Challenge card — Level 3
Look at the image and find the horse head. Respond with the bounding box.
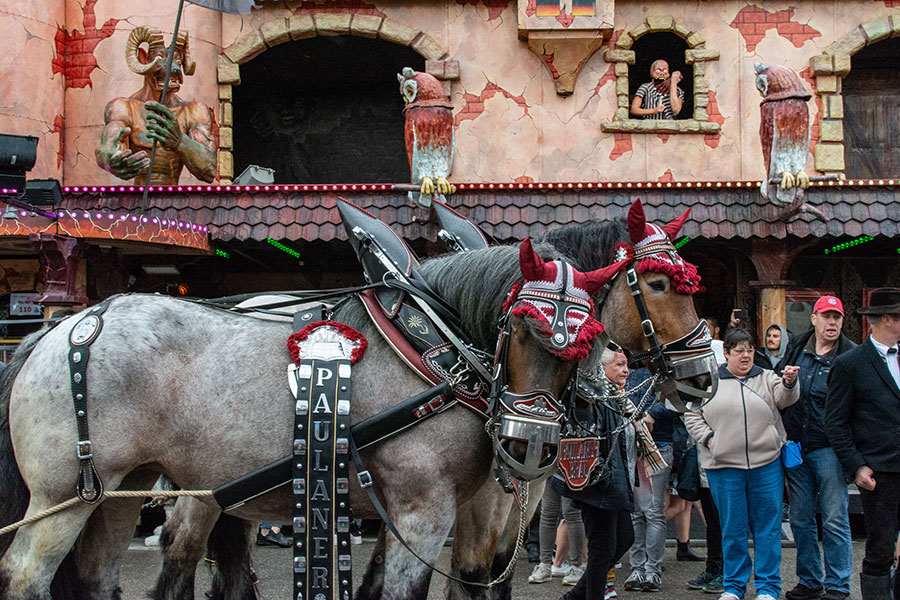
[490,238,607,482]
[593,199,718,411]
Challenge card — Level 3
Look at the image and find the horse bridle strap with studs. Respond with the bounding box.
[67,297,115,503]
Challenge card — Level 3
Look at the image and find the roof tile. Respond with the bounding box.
[55,186,899,244]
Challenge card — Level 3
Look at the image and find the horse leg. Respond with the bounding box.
[446,478,545,600]
[205,514,257,600]
[355,524,387,600]
[151,496,221,600]
[380,489,457,600]
[74,470,162,600]
[0,500,98,600]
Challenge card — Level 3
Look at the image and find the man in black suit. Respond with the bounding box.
[825,288,900,600]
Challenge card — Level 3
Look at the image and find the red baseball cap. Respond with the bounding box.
[813,295,844,315]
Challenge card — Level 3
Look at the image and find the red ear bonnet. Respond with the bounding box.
[662,209,690,241]
[627,199,648,244]
[509,238,604,361]
[518,237,554,283]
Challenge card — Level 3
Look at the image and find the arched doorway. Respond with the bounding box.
[842,37,900,179]
[232,36,425,183]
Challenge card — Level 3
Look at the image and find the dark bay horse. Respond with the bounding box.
[149,202,717,600]
[0,241,615,600]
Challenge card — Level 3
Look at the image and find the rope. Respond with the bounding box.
[0,489,213,537]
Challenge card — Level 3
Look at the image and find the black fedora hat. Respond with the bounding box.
[858,288,900,315]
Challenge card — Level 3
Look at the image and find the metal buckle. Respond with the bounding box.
[625,268,638,286]
[641,318,655,337]
[77,440,93,460]
[357,470,373,488]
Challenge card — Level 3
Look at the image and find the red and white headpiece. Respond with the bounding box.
[588,199,701,294]
[505,238,606,361]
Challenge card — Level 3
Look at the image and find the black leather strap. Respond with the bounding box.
[68,298,114,503]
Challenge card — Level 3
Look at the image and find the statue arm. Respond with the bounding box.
[144,101,217,183]
[177,103,217,183]
[96,99,151,181]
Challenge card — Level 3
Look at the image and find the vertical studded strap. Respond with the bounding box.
[291,357,353,600]
[67,298,114,503]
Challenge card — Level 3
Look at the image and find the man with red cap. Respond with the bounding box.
[775,295,856,600]
[825,288,900,600]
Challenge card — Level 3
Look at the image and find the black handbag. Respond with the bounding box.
[674,444,701,501]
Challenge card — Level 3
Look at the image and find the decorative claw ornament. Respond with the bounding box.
[398,67,455,207]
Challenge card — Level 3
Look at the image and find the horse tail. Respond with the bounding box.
[0,329,49,557]
[206,514,259,600]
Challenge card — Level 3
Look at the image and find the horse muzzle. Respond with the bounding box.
[654,352,719,412]
[490,390,563,481]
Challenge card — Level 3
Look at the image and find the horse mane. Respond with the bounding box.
[418,246,523,351]
[536,217,627,272]
[335,219,627,358]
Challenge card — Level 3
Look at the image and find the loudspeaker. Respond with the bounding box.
[0,134,38,172]
[25,179,63,205]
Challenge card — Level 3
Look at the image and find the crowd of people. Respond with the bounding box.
[525,288,900,600]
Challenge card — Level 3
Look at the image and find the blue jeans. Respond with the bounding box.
[707,458,784,599]
[786,447,853,593]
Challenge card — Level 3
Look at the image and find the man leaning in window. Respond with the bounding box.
[631,60,684,120]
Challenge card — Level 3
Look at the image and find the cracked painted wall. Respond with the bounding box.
[1,0,896,185]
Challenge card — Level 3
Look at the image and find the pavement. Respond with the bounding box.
[119,536,871,599]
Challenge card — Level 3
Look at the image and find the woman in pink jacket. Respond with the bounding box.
[685,328,799,600]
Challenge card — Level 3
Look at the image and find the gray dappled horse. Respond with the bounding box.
[153,204,717,600]
[0,242,609,600]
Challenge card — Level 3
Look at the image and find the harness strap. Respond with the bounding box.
[67,298,115,503]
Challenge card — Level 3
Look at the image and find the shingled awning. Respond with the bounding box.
[56,181,900,244]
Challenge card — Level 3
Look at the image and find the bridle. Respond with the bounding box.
[606,262,718,412]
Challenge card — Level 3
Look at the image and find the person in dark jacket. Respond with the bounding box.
[755,324,789,370]
[775,296,856,600]
[825,288,900,600]
[554,348,635,600]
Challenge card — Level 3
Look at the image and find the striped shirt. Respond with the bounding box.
[635,81,684,120]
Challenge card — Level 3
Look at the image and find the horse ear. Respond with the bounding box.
[581,263,624,296]
[518,238,548,281]
[627,198,647,243]
[662,208,691,241]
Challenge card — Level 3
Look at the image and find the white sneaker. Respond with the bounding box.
[718,593,742,600]
[756,595,778,600]
[551,561,571,577]
[528,563,552,584]
[624,570,644,591]
[562,564,585,586]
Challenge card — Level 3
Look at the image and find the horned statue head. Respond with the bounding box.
[126,26,196,82]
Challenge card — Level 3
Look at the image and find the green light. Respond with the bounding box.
[825,235,873,255]
[267,237,301,258]
[215,249,230,259]
[674,236,690,249]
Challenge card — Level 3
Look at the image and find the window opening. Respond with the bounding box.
[629,32,694,120]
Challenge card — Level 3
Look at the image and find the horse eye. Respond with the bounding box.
[648,280,667,292]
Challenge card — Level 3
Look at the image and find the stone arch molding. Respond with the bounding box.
[809,12,900,177]
[601,15,720,135]
[214,13,456,182]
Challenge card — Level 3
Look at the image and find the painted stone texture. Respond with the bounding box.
[0,1,66,181]
[3,0,897,186]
